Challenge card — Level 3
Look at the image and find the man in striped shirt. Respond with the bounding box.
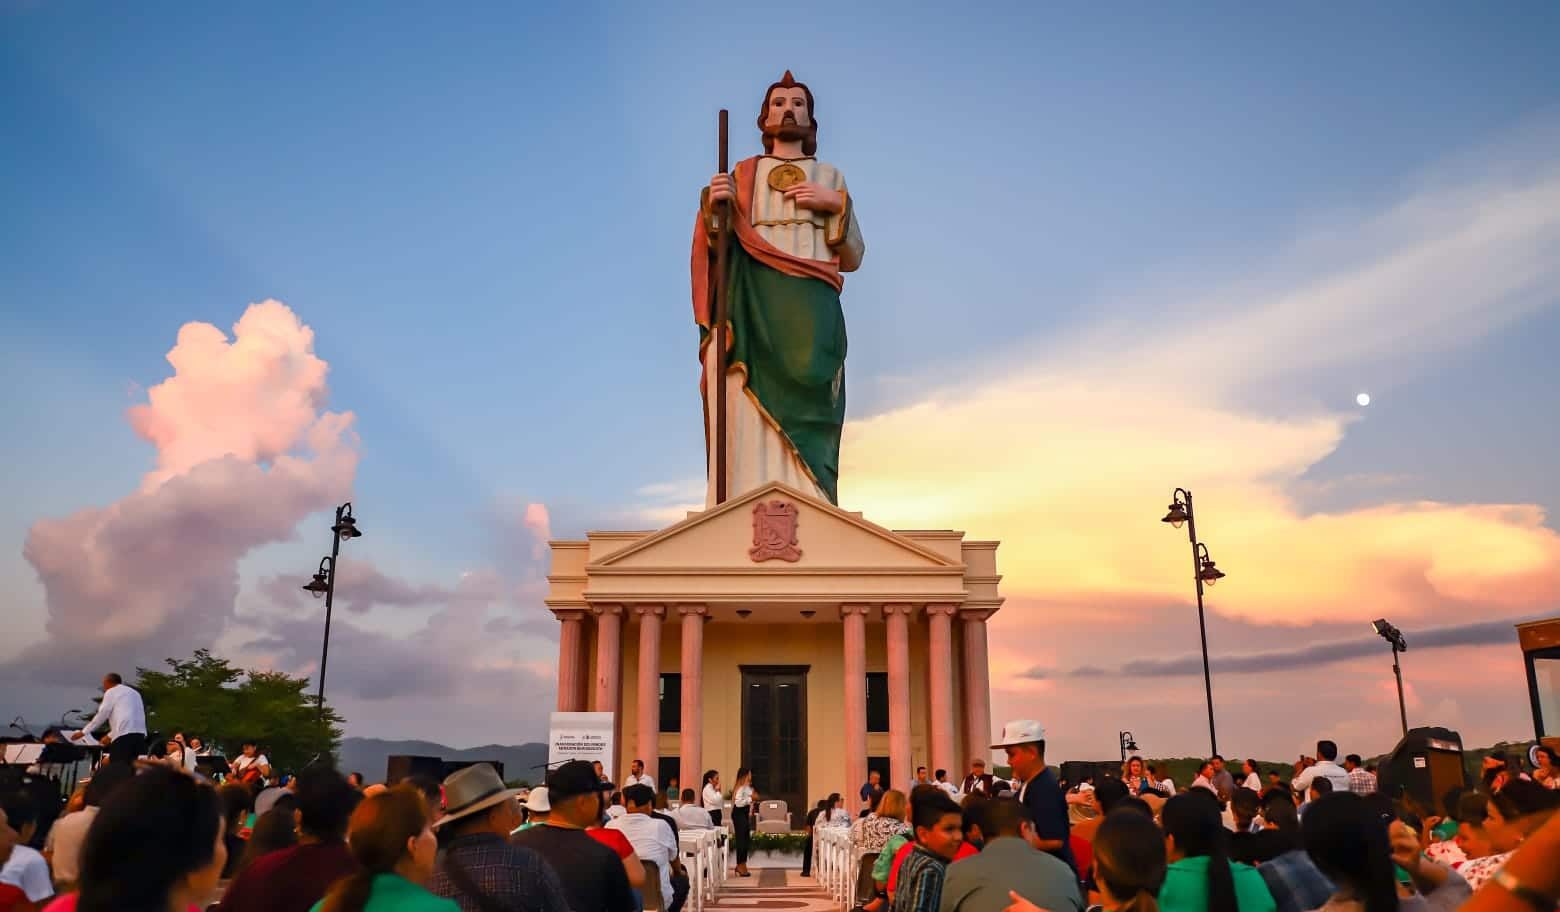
[890,790,964,912]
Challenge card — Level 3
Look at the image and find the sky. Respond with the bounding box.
[3,2,1559,763]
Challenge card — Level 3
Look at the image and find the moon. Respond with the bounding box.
[1356,392,1371,407]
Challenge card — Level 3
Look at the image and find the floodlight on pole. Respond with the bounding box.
[1372,618,1409,736]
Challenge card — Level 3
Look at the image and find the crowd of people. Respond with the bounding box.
[4,675,1559,912]
[801,723,1559,912]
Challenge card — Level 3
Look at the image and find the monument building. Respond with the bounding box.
[545,72,1002,815]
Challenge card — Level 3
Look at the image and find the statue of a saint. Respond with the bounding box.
[691,71,865,506]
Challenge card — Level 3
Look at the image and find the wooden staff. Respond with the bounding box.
[713,109,731,504]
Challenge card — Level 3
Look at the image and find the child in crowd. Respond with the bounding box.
[890,790,964,912]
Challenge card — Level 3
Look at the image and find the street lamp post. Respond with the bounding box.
[1161,488,1226,757]
[302,502,362,723]
[1119,731,1139,765]
[1372,619,1409,737]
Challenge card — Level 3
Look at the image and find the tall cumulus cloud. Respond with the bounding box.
[8,301,358,684]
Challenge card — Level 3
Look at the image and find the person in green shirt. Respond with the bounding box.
[1159,792,1276,912]
[311,786,458,912]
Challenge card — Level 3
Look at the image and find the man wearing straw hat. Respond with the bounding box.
[429,763,571,912]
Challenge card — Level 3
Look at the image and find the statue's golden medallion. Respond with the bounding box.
[767,162,807,193]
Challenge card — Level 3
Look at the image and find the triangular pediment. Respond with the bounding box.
[591,483,960,572]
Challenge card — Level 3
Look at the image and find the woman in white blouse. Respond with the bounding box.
[1241,758,1262,792]
[701,770,724,827]
[732,767,757,877]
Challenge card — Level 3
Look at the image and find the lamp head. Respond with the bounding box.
[1161,502,1188,529]
[303,570,329,598]
[333,514,362,541]
[1372,619,1407,651]
[1198,559,1225,586]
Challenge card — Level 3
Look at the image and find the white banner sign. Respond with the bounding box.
[549,711,616,781]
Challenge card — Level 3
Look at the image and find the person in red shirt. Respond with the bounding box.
[588,824,648,890]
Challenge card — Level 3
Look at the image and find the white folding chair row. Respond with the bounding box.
[679,827,724,912]
[815,824,855,903]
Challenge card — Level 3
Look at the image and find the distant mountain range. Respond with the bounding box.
[339,737,548,785]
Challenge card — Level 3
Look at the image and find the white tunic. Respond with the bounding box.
[703,156,865,507]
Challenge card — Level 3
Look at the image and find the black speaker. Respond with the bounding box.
[441,759,505,782]
[1060,760,1123,789]
[1377,726,1467,812]
[386,755,444,785]
[195,755,231,778]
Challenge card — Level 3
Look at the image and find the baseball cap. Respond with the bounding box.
[991,720,1046,749]
[524,786,551,812]
[546,760,612,802]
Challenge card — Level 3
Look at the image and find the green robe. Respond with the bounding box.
[705,239,847,503]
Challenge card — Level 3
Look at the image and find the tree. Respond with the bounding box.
[129,649,344,772]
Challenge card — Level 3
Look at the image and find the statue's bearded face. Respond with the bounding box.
[764,86,812,141]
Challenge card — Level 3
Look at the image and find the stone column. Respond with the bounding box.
[592,604,625,778]
[884,603,913,790]
[842,604,870,805]
[635,605,664,781]
[555,610,586,712]
[592,604,624,712]
[961,612,992,767]
[678,604,708,794]
[926,604,957,779]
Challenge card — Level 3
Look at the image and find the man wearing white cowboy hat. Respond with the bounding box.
[514,786,551,832]
[992,720,1076,876]
[427,763,571,912]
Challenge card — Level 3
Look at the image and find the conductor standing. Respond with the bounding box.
[69,673,147,765]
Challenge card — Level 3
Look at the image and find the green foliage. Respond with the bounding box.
[130,649,344,772]
[748,831,809,854]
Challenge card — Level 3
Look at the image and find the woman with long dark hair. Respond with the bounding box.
[701,770,723,827]
[1300,793,1398,912]
[731,767,756,877]
[1158,792,1275,912]
[1094,808,1168,912]
[828,792,848,825]
[314,786,455,912]
[232,802,299,877]
[71,765,227,912]
[1456,779,1560,890]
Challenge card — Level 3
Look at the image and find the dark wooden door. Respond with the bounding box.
[741,665,808,822]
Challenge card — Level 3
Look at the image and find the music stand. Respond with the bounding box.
[196,755,231,779]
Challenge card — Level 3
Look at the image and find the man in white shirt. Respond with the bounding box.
[624,758,656,791]
[672,789,715,829]
[1291,739,1353,796]
[934,768,959,797]
[0,792,54,908]
[69,673,147,765]
[608,785,684,911]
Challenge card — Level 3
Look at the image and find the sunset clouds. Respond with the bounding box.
[5,298,562,743]
[12,302,357,684]
[831,126,1560,756]
[842,131,1560,625]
